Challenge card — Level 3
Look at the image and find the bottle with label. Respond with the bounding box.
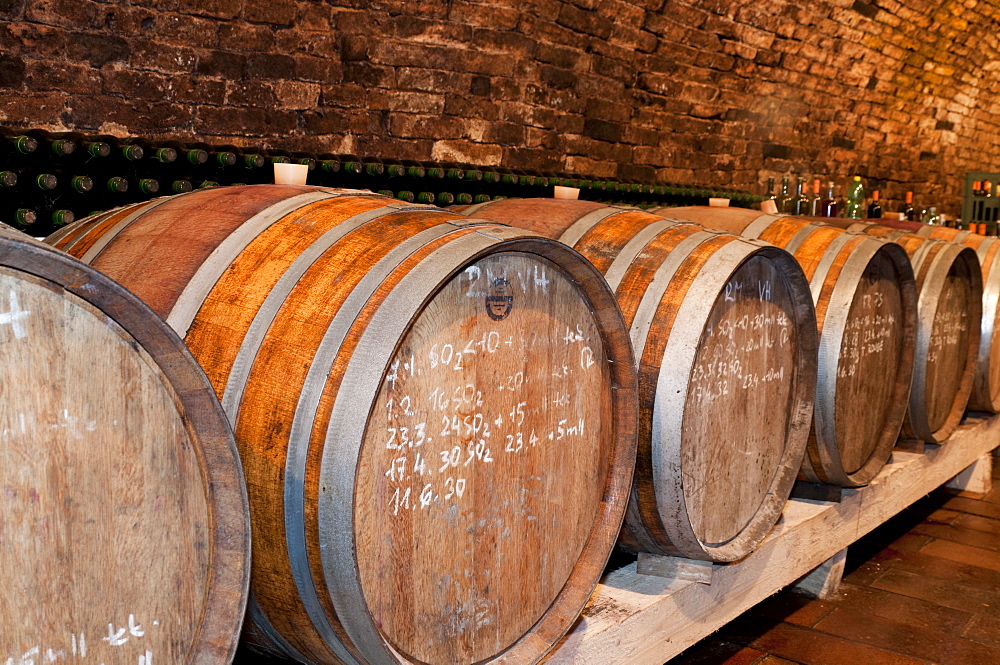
[844,176,865,219]
[867,190,883,219]
[903,191,915,221]
[821,181,838,217]
[791,177,809,215]
[808,178,823,216]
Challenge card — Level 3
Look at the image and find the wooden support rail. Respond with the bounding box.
[546,413,1000,665]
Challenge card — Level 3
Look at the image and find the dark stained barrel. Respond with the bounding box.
[455,198,818,561]
[650,207,918,481]
[0,223,250,664]
[47,185,638,665]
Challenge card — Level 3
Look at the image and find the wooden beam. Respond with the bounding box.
[793,548,847,599]
[946,453,994,494]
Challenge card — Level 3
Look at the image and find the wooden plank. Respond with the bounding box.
[793,548,847,599]
[946,454,994,493]
[545,414,1000,665]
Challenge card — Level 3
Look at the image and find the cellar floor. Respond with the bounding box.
[667,454,1000,665]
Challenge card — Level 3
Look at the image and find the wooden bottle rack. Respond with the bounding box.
[546,413,1000,664]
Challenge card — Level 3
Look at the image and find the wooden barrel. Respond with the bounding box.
[828,220,983,442]
[847,219,1000,414]
[648,207,918,481]
[47,185,638,665]
[454,198,817,561]
[0,224,249,664]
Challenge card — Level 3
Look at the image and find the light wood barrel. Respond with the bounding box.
[455,198,817,561]
[650,207,918,481]
[0,224,249,664]
[48,185,638,665]
[833,221,983,442]
[850,219,1000,414]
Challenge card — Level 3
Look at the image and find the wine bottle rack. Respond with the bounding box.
[0,127,759,237]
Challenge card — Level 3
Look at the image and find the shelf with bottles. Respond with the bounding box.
[0,127,762,236]
[763,173,955,229]
[961,172,1000,232]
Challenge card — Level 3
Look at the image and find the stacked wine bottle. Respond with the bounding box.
[0,127,759,236]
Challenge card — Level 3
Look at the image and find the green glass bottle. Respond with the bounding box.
[0,127,38,155]
[845,176,865,219]
[2,207,37,227]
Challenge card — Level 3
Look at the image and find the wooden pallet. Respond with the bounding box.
[545,413,1000,664]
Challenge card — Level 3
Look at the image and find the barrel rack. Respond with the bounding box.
[546,413,1000,664]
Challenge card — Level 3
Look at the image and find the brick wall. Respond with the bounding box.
[2,0,999,215]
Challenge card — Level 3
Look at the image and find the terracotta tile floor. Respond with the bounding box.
[668,455,1000,665]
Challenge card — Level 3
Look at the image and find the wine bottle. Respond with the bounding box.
[452,162,482,182]
[455,193,474,205]
[419,162,446,179]
[46,208,76,228]
[0,127,38,155]
[765,176,776,204]
[415,192,436,204]
[844,176,865,219]
[435,192,455,205]
[867,189,882,219]
[395,190,416,202]
[808,178,823,216]
[25,129,77,159]
[776,176,791,213]
[821,181,838,217]
[215,144,268,183]
[0,170,17,189]
[289,152,317,171]
[792,177,809,215]
[50,132,111,164]
[169,179,194,194]
[381,159,407,178]
[1,207,37,228]
[127,138,178,165]
[903,191,916,221]
[88,134,146,163]
[399,160,428,178]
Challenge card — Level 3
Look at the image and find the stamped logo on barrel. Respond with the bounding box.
[485,278,513,321]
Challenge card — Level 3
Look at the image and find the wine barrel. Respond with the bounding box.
[0,224,249,663]
[849,219,1000,414]
[454,198,817,561]
[828,221,983,442]
[48,185,638,665]
[647,207,918,481]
